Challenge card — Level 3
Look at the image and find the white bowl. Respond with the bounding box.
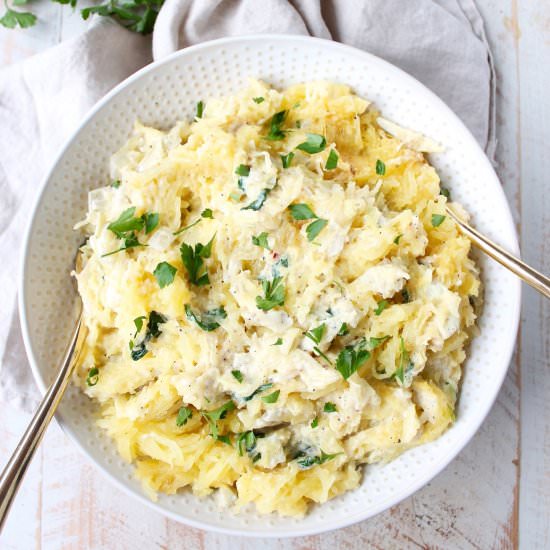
[19,35,521,537]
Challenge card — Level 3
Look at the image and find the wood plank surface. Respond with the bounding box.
[0,1,548,548]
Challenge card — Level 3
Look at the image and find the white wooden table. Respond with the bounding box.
[0,2,548,548]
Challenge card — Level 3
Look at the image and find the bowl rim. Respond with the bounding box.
[18,33,521,538]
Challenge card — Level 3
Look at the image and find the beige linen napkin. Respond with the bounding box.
[0,0,495,411]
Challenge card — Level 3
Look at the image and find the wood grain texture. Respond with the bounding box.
[0,0,548,548]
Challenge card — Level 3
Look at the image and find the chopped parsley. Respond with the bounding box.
[153,261,177,288]
[376,159,386,175]
[133,316,146,338]
[305,323,326,345]
[281,152,295,168]
[241,188,270,211]
[195,100,204,119]
[130,311,166,361]
[176,406,192,426]
[393,233,403,245]
[256,276,285,311]
[325,149,339,170]
[261,390,280,404]
[374,300,388,316]
[201,401,235,440]
[296,133,326,154]
[273,338,283,346]
[86,367,99,387]
[252,232,270,250]
[311,417,319,428]
[180,234,215,286]
[440,187,451,199]
[231,370,243,383]
[338,323,349,336]
[367,336,390,350]
[265,110,287,140]
[185,304,227,331]
[431,214,446,227]
[306,218,327,241]
[394,337,414,387]
[323,402,337,413]
[103,207,157,256]
[253,96,265,104]
[335,339,371,379]
[111,180,121,188]
[244,383,273,402]
[235,164,250,177]
[143,212,159,234]
[236,430,263,462]
[173,209,213,235]
[296,450,341,469]
[288,203,317,220]
[201,208,213,219]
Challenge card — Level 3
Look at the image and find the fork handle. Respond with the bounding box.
[0,318,84,533]
[446,206,550,299]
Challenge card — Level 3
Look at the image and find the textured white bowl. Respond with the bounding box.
[19,35,520,537]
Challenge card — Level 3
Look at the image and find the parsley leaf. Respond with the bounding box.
[394,337,414,386]
[374,300,388,316]
[101,232,145,257]
[185,304,227,331]
[296,133,326,154]
[201,401,235,440]
[143,212,159,234]
[261,390,280,404]
[176,406,192,426]
[440,187,451,199]
[281,152,295,168]
[431,214,446,227]
[265,110,288,140]
[273,338,283,346]
[111,180,121,188]
[133,316,146,338]
[231,370,243,383]
[253,96,265,104]
[244,383,273,402]
[325,149,339,170]
[236,430,264,461]
[296,450,341,469]
[201,208,213,219]
[367,336,390,350]
[305,323,326,345]
[256,276,285,310]
[376,159,386,175]
[252,232,271,250]
[196,100,204,119]
[86,367,99,387]
[241,188,270,211]
[235,164,251,177]
[306,218,327,241]
[338,323,349,336]
[180,235,215,286]
[323,402,337,413]
[0,7,36,29]
[311,417,319,428]
[130,311,166,361]
[393,233,403,245]
[107,207,145,237]
[153,261,177,288]
[288,203,317,220]
[80,0,160,34]
[335,339,371,379]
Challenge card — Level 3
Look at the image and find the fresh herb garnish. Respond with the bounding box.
[201,208,213,219]
[306,218,327,241]
[323,402,337,413]
[253,96,265,104]
[311,417,319,428]
[265,110,287,140]
[153,261,177,288]
[252,232,270,250]
[111,180,121,188]
[256,276,285,311]
[280,152,295,168]
[431,214,446,227]
[338,323,349,336]
[196,100,204,119]
[80,0,161,34]
[236,430,264,461]
[173,209,213,236]
[130,311,166,361]
[107,207,145,237]
[367,336,390,350]
[273,338,283,346]
[296,133,326,154]
[176,406,192,427]
[201,401,235,440]
[86,367,99,387]
[394,337,414,386]
[244,383,273,402]
[376,159,386,175]
[261,390,280,404]
[440,187,451,199]
[231,370,243,383]
[296,450,341,469]
[0,5,36,29]
[325,149,339,170]
[185,304,227,331]
[374,300,388,316]
[180,234,215,286]
[393,233,403,245]
[133,316,146,338]
[288,203,317,220]
[143,212,159,234]
[335,339,370,379]
[235,164,251,177]
[305,323,326,345]
[241,188,270,211]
